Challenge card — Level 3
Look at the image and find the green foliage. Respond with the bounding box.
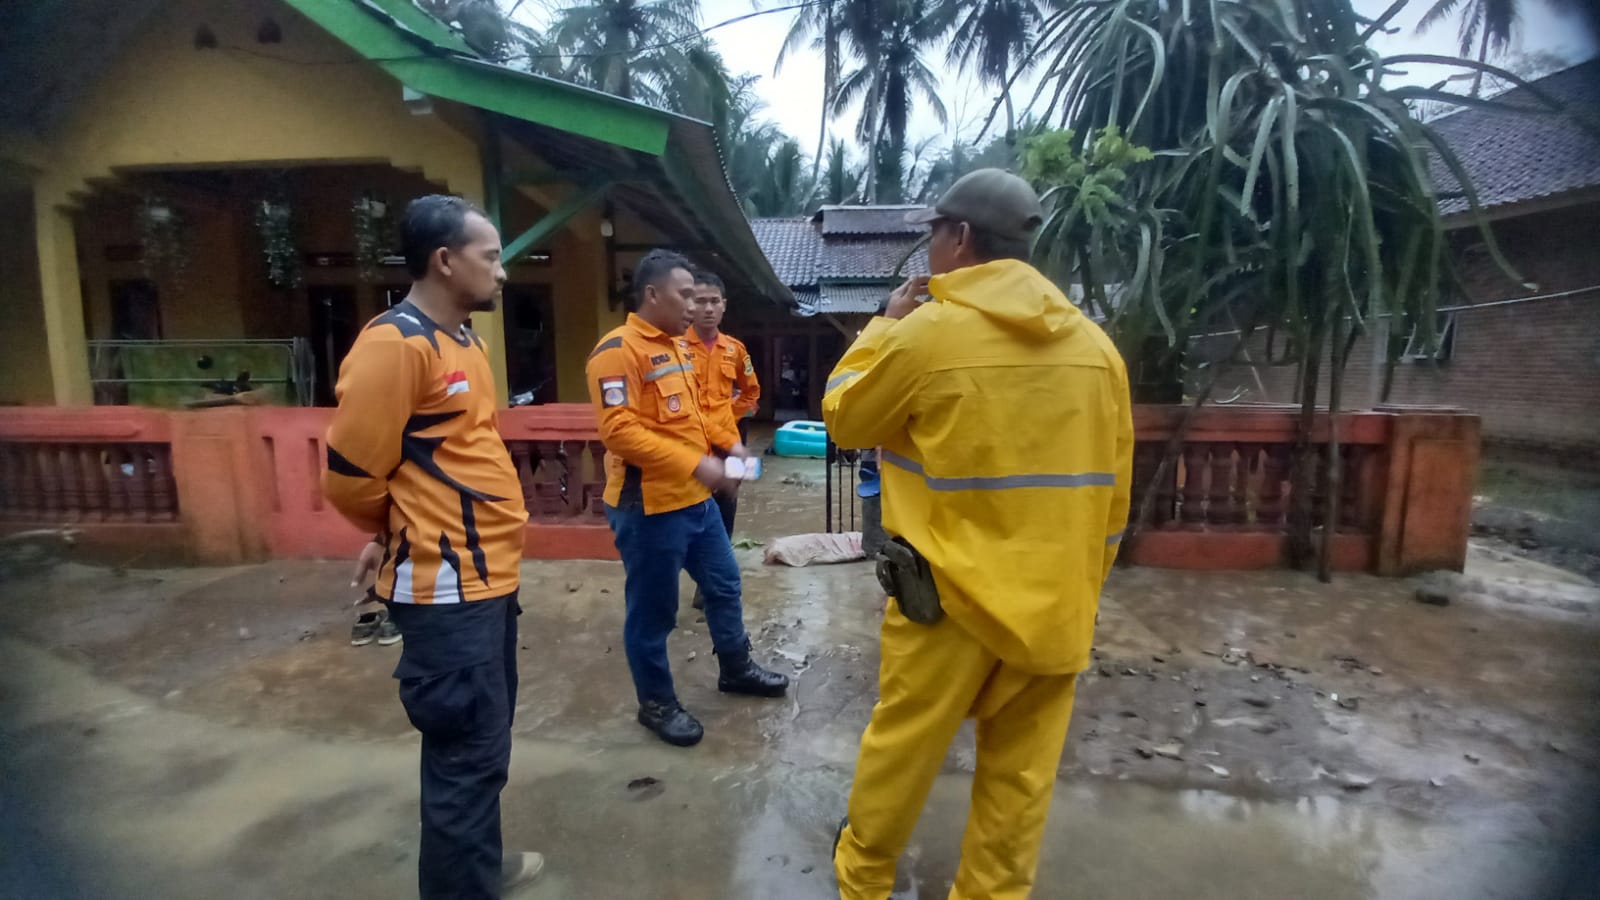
[1020,0,1539,376]
[1019,127,1157,331]
[352,194,395,283]
[136,195,191,292]
[255,193,301,290]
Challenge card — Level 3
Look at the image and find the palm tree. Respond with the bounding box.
[546,0,701,103]
[1416,0,1592,96]
[943,0,1046,135]
[771,0,845,191]
[833,0,951,201]
[822,138,861,205]
[1024,0,1549,576]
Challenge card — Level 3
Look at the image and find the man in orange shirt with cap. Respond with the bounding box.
[586,249,789,747]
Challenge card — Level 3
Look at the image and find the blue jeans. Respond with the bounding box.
[605,498,750,705]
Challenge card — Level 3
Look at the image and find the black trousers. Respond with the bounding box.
[387,593,520,900]
[713,487,738,537]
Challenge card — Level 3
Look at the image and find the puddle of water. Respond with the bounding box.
[722,770,1570,900]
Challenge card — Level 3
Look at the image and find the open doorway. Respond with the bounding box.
[111,279,162,340]
[774,335,811,422]
[503,284,557,404]
[308,286,357,405]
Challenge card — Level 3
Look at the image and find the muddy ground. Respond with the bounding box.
[2,455,1598,899]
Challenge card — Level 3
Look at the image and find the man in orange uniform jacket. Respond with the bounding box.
[586,249,789,747]
[685,269,761,610]
[322,196,543,898]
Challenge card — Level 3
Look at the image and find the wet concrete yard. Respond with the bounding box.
[2,457,1597,899]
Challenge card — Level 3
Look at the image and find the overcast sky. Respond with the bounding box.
[521,0,1598,159]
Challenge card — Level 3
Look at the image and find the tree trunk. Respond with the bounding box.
[1128,320,1259,545]
[808,13,838,199]
[1317,312,1349,582]
[1287,318,1325,570]
[1470,26,1490,97]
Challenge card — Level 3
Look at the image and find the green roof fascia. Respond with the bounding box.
[390,58,670,155]
[282,0,671,155]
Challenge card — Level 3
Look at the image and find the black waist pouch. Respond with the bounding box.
[874,536,944,625]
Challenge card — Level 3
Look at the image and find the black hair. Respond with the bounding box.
[633,248,693,301]
[401,194,489,279]
[692,269,726,293]
[936,218,1032,264]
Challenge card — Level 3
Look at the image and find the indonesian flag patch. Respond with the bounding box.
[600,377,627,408]
[445,370,469,396]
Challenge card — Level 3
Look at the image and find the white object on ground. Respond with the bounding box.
[763,532,865,567]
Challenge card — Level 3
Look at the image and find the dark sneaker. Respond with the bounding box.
[638,700,704,747]
[376,615,402,646]
[502,850,545,893]
[717,651,790,697]
[691,587,705,610]
[350,611,382,646]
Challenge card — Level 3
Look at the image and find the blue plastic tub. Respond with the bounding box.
[773,420,829,458]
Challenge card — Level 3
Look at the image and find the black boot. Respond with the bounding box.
[637,700,704,746]
[717,644,790,697]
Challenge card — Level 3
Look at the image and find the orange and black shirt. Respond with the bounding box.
[586,314,740,515]
[323,301,527,604]
[686,326,761,437]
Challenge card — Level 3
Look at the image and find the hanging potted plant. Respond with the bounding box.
[254,190,301,289]
[137,194,192,290]
[352,193,393,282]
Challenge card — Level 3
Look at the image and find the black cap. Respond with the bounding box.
[905,168,1044,241]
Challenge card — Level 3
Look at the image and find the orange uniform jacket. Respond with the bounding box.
[586,314,740,515]
[686,326,761,437]
[322,301,528,604]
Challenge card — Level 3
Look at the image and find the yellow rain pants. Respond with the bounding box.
[834,605,1079,900]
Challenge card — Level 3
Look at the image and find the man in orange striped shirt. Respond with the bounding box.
[325,195,542,898]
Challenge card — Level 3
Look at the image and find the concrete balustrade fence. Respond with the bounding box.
[0,403,1478,574]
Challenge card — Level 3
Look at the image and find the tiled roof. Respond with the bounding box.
[1430,59,1600,217]
[820,238,929,280]
[753,207,931,315]
[820,283,893,314]
[817,205,929,236]
[749,218,821,288]
[792,286,821,316]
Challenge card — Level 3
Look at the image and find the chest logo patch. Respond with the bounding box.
[445,370,470,396]
[666,394,682,413]
[650,353,671,365]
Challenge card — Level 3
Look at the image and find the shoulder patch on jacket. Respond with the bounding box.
[598,376,627,408]
[589,336,624,359]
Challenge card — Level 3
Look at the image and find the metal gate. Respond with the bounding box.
[824,440,859,533]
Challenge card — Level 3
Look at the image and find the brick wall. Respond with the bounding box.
[1201,202,1600,455]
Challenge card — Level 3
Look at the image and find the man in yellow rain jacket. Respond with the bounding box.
[824,169,1134,899]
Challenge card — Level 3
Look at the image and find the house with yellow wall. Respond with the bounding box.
[0,0,792,410]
